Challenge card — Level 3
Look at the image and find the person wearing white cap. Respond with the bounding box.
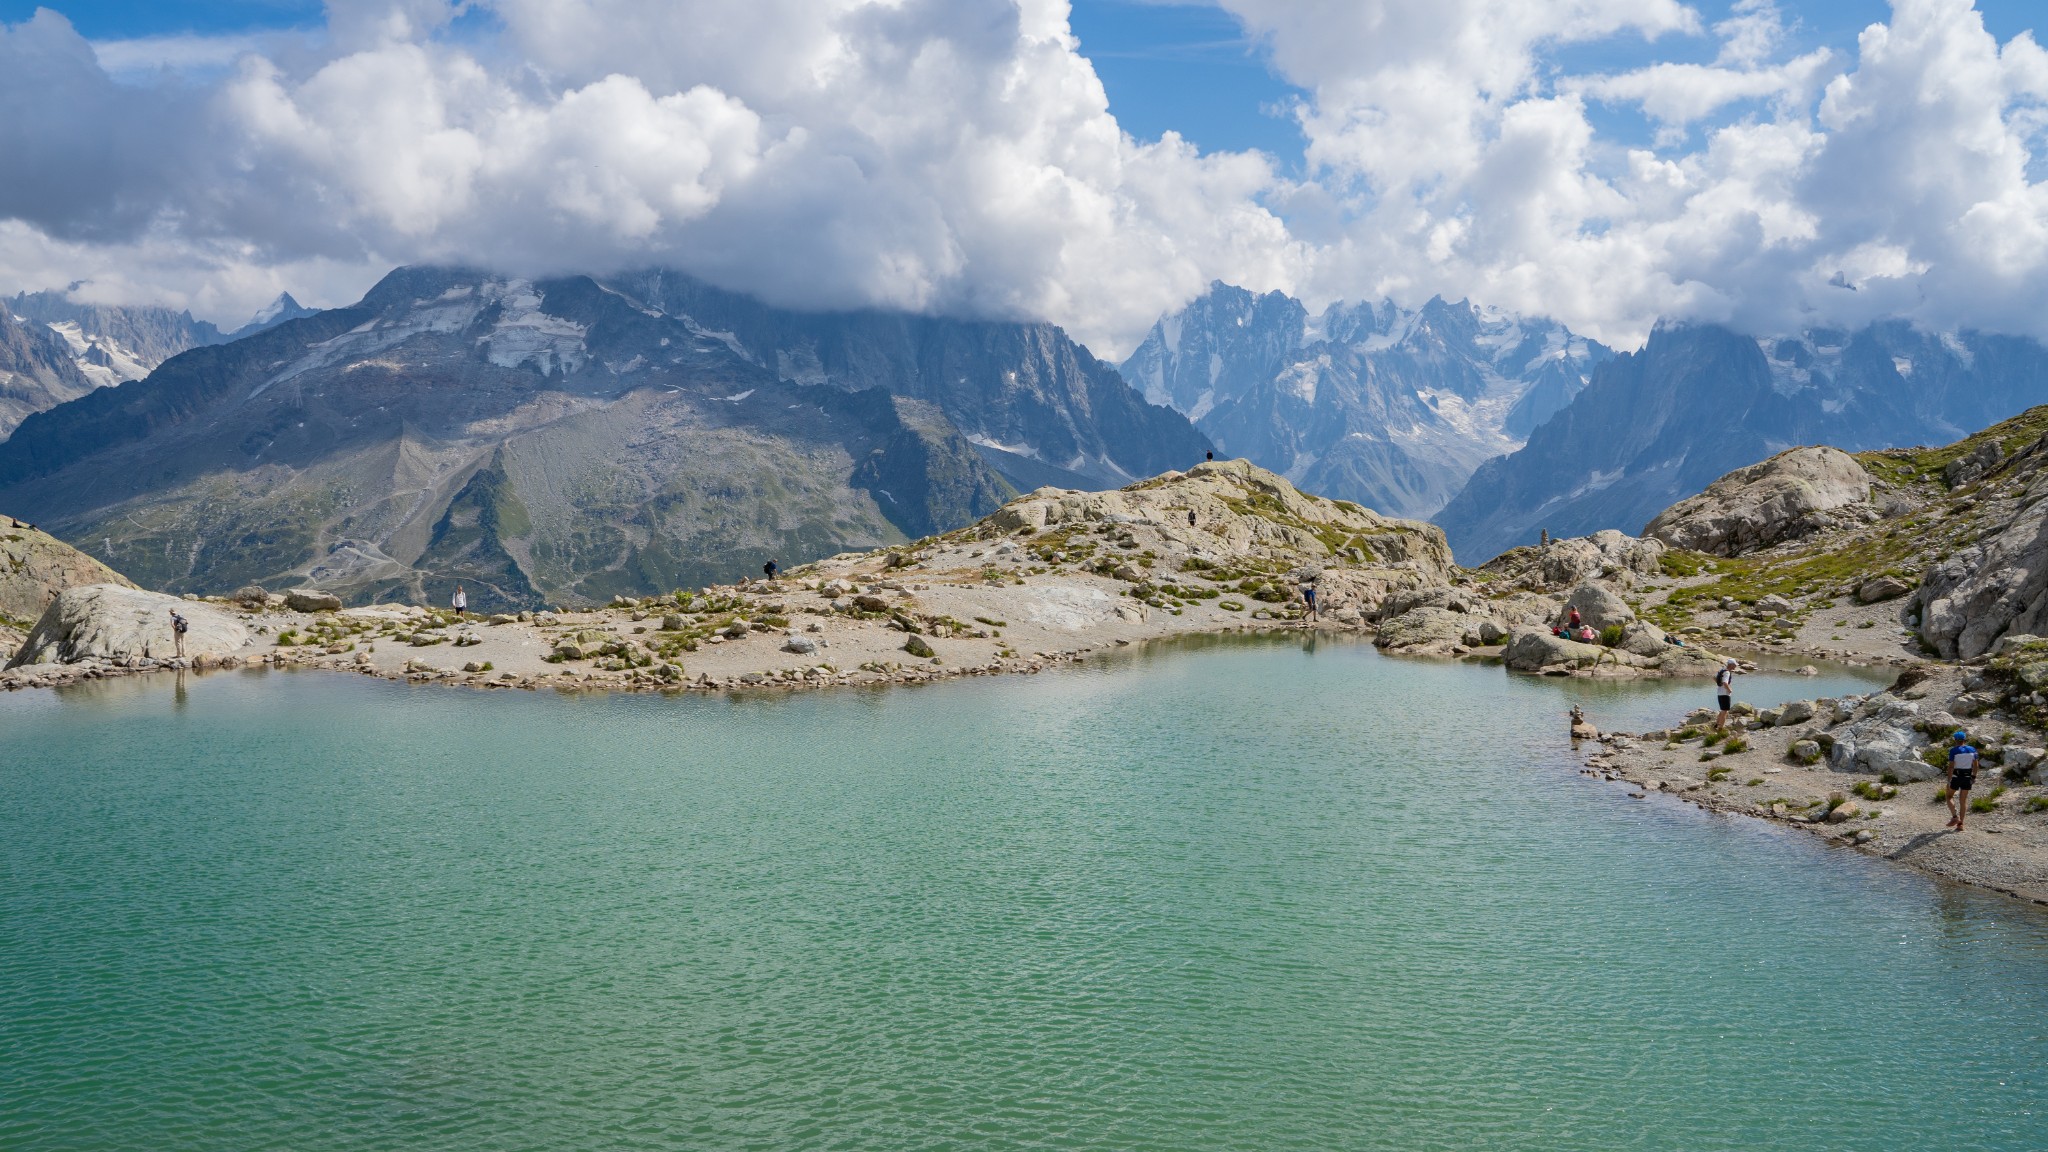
[1714,659,1737,731]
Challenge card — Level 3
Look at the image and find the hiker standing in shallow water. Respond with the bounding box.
[1946,730,1980,831]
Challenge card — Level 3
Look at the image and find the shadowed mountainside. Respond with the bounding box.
[0,268,1016,609]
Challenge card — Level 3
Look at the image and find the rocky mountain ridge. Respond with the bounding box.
[0,291,315,438]
[1435,320,2048,563]
[606,270,1209,491]
[0,267,1208,609]
[1119,283,1612,519]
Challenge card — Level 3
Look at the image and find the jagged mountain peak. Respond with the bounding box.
[0,264,1213,608]
[231,292,320,338]
[1431,317,2048,565]
[1120,283,1612,519]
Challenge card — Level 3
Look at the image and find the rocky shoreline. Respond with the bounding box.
[1572,656,2048,908]
[7,448,2046,910]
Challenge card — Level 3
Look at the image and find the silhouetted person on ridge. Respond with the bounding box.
[763,560,779,581]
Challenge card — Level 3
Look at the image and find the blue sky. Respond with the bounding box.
[2,1,2046,349]
[13,0,2036,167]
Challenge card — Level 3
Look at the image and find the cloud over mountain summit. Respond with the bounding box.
[1,0,2045,355]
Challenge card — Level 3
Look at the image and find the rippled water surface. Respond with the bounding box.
[4,638,2046,1150]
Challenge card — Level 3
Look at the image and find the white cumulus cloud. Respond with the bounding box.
[1,0,2047,357]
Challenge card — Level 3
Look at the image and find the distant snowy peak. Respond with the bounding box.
[43,319,152,387]
[5,290,230,401]
[1118,282,1613,519]
[230,292,320,339]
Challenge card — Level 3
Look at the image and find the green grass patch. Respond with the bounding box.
[1658,550,1713,578]
[1855,403,2048,487]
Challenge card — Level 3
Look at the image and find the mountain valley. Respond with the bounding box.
[0,268,1205,608]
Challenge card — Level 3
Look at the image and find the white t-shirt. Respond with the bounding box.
[1715,668,1733,695]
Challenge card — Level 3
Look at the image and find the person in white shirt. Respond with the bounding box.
[1714,659,1736,731]
[452,585,467,620]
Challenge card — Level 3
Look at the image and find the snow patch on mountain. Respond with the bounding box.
[1120,282,1614,519]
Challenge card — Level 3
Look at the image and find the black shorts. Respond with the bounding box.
[1717,695,1732,711]
[1950,772,1975,793]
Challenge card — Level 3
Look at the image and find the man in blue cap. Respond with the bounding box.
[1945,730,1979,831]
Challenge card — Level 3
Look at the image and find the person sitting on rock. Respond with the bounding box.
[1945,730,1979,831]
[1714,659,1737,731]
[1567,606,1583,630]
[1576,624,1596,643]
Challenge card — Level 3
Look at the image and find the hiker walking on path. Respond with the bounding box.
[1300,575,1319,621]
[1946,730,1980,831]
[168,609,188,661]
[763,560,779,581]
[1186,510,1196,528]
[1714,659,1737,731]
[452,585,467,620]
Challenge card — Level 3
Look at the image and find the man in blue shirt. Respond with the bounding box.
[1946,730,1979,831]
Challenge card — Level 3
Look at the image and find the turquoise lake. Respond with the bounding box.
[3,636,2046,1150]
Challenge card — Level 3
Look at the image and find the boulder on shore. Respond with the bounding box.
[0,520,135,622]
[1375,606,1477,655]
[1643,446,1873,557]
[1475,530,1665,592]
[1562,582,1635,632]
[1615,619,1670,658]
[1505,630,1650,674]
[284,588,343,613]
[1825,700,1939,781]
[8,584,250,668]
